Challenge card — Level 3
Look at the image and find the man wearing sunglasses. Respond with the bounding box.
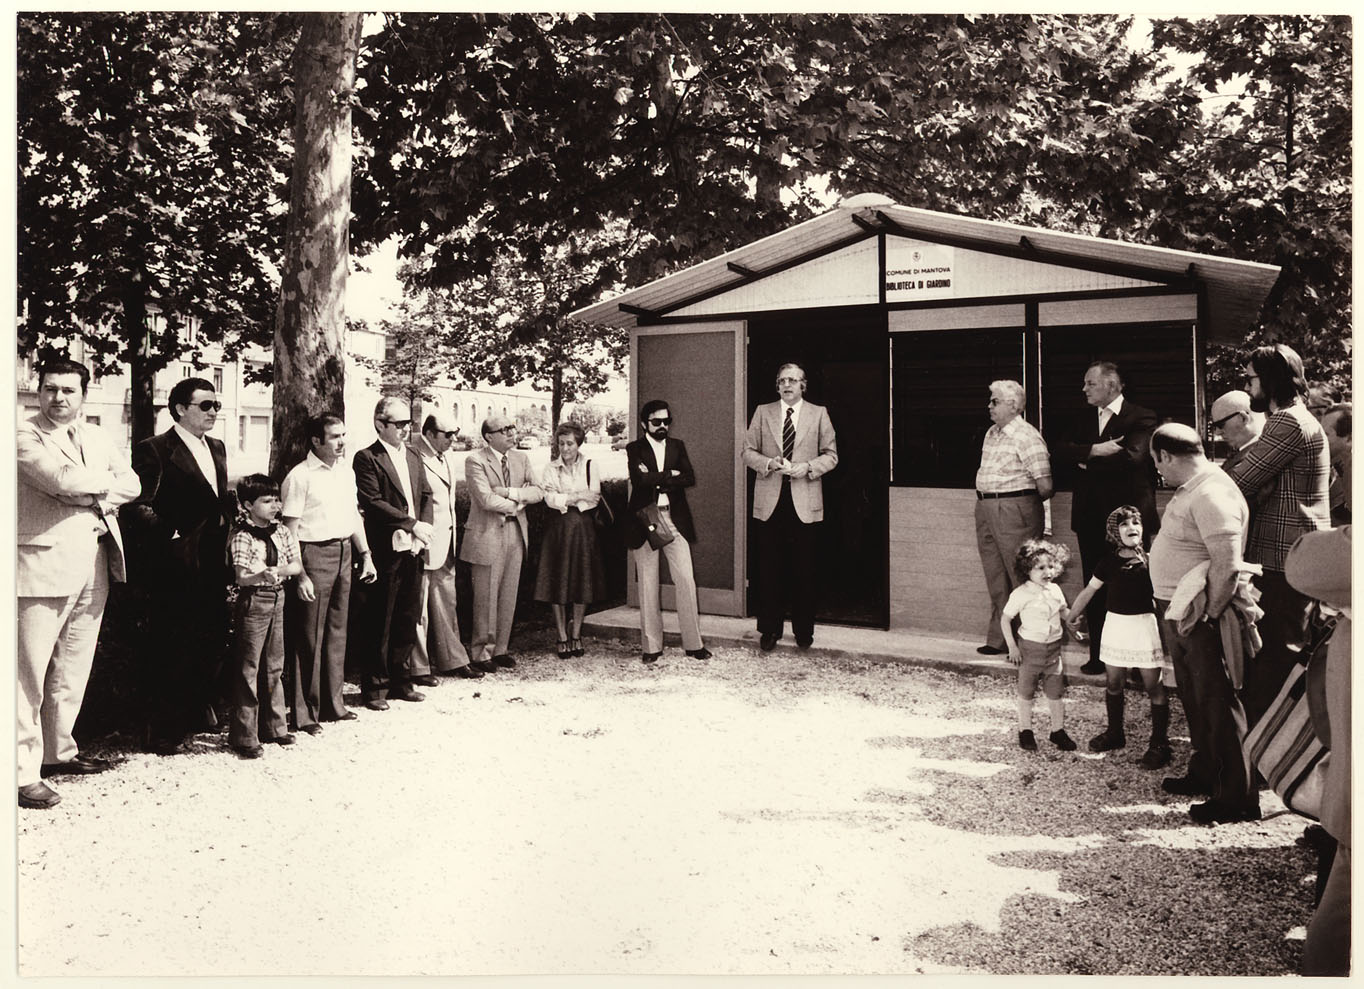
[742,362,839,652]
[129,376,236,754]
[1209,390,1264,477]
[352,397,435,710]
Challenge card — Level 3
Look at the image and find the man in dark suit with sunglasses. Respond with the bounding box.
[129,376,236,754]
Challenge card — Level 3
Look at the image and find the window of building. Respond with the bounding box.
[212,366,224,393]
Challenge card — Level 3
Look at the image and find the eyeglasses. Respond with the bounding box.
[381,418,412,428]
[439,430,458,439]
[776,377,804,386]
[1210,411,1243,430]
[646,417,672,426]
[192,400,222,413]
[487,425,516,435]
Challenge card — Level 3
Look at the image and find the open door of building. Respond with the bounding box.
[745,309,889,629]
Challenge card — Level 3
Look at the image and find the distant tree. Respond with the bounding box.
[18,12,294,443]
[351,282,465,426]
[604,409,629,439]
[565,403,608,437]
[515,405,550,438]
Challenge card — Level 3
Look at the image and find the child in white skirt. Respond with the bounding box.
[1000,539,1077,751]
[1067,505,1171,769]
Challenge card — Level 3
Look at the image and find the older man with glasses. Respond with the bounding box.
[351,397,435,710]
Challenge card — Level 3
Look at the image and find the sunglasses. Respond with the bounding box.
[382,418,412,428]
[191,400,222,413]
[439,430,458,439]
[1210,411,1243,429]
[646,417,672,426]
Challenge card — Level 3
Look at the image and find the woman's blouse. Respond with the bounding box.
[540,456,600,513]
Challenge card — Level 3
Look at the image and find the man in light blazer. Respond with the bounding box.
[18,358,141,808]
[129,375,236,754]
[742,361,839,651]
[459,415,543,669]
[352,397,435,709]
[413,412,477,679]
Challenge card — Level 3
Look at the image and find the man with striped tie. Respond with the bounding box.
[742,361,839,651]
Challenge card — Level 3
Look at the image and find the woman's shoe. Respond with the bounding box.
[556,640,572,659]
[570,637,584,657]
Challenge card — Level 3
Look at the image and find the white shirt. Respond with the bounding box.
[173,422,218,494]
[378,437,415,518]
[281,451,361,542]
[646,434,670,508]
[540,456,599,513]
[1098,393,1125,436]
[780,398,804,435]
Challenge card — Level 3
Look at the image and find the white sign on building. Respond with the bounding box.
[884,241,956,302]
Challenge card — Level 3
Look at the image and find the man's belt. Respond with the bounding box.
[976,489,1038,500]
[501,514,518,523]
[300,536,347,546]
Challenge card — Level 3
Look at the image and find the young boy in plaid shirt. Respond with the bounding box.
[227,474,307,758]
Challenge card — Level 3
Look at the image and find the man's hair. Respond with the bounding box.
[421,414,442,436]
[1247,344,1307,406]
[1151,423,1204,458]
[168,376,215,422]
[374,396,407,421]
[306,413,345,445]
[989,380,1025,412]
[1325,403,1352,438]
[36,357,91,394]
[776,362,807,382]
[1013,538,1071,581]
[1087,361,1124,388]
[236,473,280,504]
[639,399,670,424]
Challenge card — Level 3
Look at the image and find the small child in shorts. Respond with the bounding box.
[1000,538,1077,751]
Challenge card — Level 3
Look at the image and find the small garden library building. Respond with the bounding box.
[572,193,1279,638]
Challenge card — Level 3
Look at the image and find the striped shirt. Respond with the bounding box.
[976,416,1052,493]
[1227,403,1330,572]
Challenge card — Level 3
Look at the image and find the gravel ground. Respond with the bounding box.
[17,634,1317,977]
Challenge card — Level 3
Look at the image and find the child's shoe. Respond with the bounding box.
[1018,729,1038,751]
[1138,742,1172,769]
[1049,729,1077,751]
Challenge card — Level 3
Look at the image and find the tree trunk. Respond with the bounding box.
[550,363,564,431]
[269,12,363,479]
[124,280,158,446]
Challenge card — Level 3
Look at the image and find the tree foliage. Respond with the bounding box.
[18,12,295,441]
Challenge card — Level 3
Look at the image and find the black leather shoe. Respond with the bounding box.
[18,781,61,809]
[685,648,712,660]
[452,665,484,679]
[1080,658,1106,675]
[976,644,1007,656]
[472,659,498,674]
[641,652,662,664]
[796,637,813,650]
[1188,799,1261,825]
[759,633,778,652]
[1018,729,1038,751]
[298,724,323,736]
[365,698,390,711]
[493,654,516,668]
[263,733,296,746]
[1049,729,1078,751]
[391,687,426,702]
[232,744,264,760]
[325,710,359,722]
[41,755,112,778]
[1161,775,1210,796]
[411,674,441,687]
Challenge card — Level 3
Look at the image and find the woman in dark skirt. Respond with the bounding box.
[534,422,607,657]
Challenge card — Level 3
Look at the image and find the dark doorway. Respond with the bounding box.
[746,308,889,629]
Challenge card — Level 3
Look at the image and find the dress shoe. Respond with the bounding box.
[232,744,264,760]
[18,781,61,809]
[298,724,323,736]
[472,659,498,674]
[41,755,112,778]
[570,637,585,657]
[365,698,391,711]
[411,674,441,687]
[685,648,713,660]
[263,733,297,746]
[1079,658,1106,675]
[1188,798,1261,825]
[1161,774,1210,796]
[493,654,516,668]
[641,651,662,664]
[759,633,778,652]
[150,737,188,756]
[976,644,1007,656]
[391,687,425,702]
[325,710,359,722]
[1049,729,1077,751]
[1018,729,1038,751]
[796,637,813,650]
[452,665,484,679]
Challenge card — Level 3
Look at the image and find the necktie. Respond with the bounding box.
[501,454,511,489]
[782,407,795,461]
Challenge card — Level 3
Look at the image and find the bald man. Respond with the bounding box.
[460,416,542,669]
[1209,390,1265,476]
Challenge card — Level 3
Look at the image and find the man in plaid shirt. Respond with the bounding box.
[1226,343,1330,725]
[974,380,1053,656]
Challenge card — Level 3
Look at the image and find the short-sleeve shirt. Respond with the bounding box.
[227,521,300,579]
[1093,551,1156,616]
[976,416,1051,494]
[281,452,360,542]
[1149,463,1248,599]
[1001,580,1066,643]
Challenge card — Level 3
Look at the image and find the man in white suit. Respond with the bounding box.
[459,415,543,670]
[413,412,478,679]
[742,361,839,651]
[17,358,141,809]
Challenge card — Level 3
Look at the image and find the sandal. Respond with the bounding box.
[570,637,584,657]
[556,639,572,659]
